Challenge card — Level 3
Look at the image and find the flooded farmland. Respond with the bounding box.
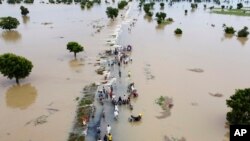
[1,1,250,141]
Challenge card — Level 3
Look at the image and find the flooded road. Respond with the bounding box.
[1,1,250,141]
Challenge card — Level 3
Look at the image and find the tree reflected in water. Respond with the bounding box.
[1,31,22,42]
[5,83,37,110]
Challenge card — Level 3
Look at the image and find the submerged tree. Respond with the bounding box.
[237,3,243,9]
[237,26,249,37]
[118,0,128,9]
[224,26,235,34]
[0,53,33,84]
[191,3,198,9]
[0,16,20,30]
[20,6,29,16]
[67,42,84,59]
[174,28,182,34]
[106,7,119,20]
[155,12,166,24]
[226,88,250,125]
[160,2,164,8]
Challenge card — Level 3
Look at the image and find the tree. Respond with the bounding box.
[237,3,243,9]
[0,16,20,30]
[106,7,119,20]
[185,9,188,15]
[160,2,164,8]
[174,28,182,34]
[67,42,84,59]
[155,12,166,24]
[221,5,225,10]
[224,26,235,34]
[191,3,198,9]
[0,53,33,84]
[118,1,128,9]
[237,26,249,37]
[226,88,250,125]
[20,6,29,16]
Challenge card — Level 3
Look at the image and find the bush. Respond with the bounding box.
[174,28,182,34]
[118,1,128,9]
[226,88,250,125]
[224,26,235,34]
[237,26,249,37]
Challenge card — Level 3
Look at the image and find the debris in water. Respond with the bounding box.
[144,64,155,80]
[41,22,53,25]
[25,115,49,126]
[191,102,199,106]
[187,68,204,73]
[209,92,223,97]
[155,96,173,119]
[164,135,186,141]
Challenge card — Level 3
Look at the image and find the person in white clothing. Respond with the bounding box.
[107,124,111,134]
[115,105,119,112]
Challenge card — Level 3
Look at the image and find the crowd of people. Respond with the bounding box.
[85,45,142,141]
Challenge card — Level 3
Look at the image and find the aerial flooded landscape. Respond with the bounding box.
[0,0,250,141]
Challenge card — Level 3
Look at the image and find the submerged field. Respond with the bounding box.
[1,1,250,141]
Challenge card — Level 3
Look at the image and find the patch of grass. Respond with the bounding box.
[211,8,250,16]
[68,84,98,141]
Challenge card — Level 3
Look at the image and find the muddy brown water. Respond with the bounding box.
[1,1,250,141]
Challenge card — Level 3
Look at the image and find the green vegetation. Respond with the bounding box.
[155,96,173,111]
[143,3,153,17]
[224,26,235,34]
[67,42,84,59]
[68,83,98,141]
[237,26,249,37]
[226,88,250,125]
[185,9,188,15]
[237,3,243,10]
[191,3,198,9]
[174,28,182,34]
[118,1,128,9]
[155,12,166,24]
[211,8,250,16]
[0,17,20,30]
[106,7,119,20]
[160,2,164,8]
[0,53,33,84]
[24,0,34,3]
[20,6,29,16]
[7,0,22,4]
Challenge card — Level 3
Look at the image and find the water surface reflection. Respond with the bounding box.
[1,31,22,43]
[5,83,37,110]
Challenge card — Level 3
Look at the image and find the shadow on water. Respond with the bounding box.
[237,37,248,46]
[5,83,37,110]
[68,58,84,72]
[1,31,22,43]
[143,15,153,23]
[22,16,30,24]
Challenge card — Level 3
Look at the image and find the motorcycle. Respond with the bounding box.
[128,114,142,122]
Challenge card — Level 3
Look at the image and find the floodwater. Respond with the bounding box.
[1,1,250,141]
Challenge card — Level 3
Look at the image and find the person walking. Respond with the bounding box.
[107,133,112,141]
[106,124,111,134]
[103,134,108,141]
